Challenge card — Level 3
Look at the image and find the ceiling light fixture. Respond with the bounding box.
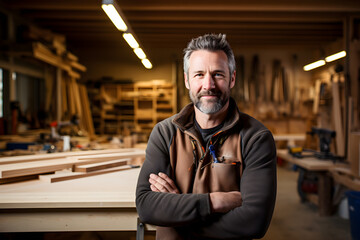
[142,59,153,69]
[303,60,326,71]
[134,48,146,59]
[325,51,346,62]
[123,33,139,48]
[102,0,152,69]
[101,0,127,31]
[303,50,346,71]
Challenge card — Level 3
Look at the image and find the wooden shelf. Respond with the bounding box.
[88,80,176,136]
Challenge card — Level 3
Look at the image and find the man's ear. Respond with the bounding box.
[230,70,236,89]
[184,72,190,89]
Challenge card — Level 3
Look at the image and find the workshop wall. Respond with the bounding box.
[75,45,314,137]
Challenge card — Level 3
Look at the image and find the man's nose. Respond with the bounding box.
[202,73,215,90]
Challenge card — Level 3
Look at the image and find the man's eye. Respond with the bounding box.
[214,73,224,77]
[194,73,203,77]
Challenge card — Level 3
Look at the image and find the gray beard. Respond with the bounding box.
[189,90,229,114]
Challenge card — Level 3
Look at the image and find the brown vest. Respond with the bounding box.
[157,128,243,239]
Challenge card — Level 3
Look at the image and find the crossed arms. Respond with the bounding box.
[149,172,242,213]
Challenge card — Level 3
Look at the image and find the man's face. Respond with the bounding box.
[184,50,235,114]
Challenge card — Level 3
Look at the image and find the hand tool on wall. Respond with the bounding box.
[271,60,281,103]
[233,56,245,103]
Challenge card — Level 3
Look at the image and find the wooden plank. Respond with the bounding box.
[331,170,360,191]
[74,159,128,173]
[79,84,95,137]
[0,148,143,165]
[61,75,68,114]
[72,152,144,162]
[44,68,54,112]
[32,42,71,72]
[68,69,81,79]
[0,151,144,178]
[66,52,78,62]
[65,76,76,116]
[332,81,345,156]
[0,158,75,179]
[39,165,136,183]
[313,79,321,114]
[53,38,66,55]
[25,25,66,50]
[0,167,141,209]
[70,61,87,72]
[0,174,39,185]
[71,78,83,119]
[32,42,81,79]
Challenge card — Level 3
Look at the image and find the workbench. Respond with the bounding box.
[273,133,306,147]
[277,149,335,216]
[0,167,154,236]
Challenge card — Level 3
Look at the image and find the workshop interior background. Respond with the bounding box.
[0,0,360,240]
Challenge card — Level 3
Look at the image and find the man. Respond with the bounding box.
[136,33,277,240]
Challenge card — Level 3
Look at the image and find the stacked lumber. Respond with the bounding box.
[22,25,94,137]
[23,24,87,78]
[0,148,145,184]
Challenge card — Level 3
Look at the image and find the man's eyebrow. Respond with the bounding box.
[191,70,204,74]
[212,70,226,73]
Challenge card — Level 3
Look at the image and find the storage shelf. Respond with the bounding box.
[91,80,176,136]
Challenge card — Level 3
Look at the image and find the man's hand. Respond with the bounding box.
[149,172,180,194]
[210,191,242,213]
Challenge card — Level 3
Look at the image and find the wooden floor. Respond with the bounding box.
[0,165,352,240]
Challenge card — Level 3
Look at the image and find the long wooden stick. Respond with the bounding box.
[0,149,141,165]
[74,159,128,173]
[0,150,145,178]
[39,165,137,183]
[332,81,345,156]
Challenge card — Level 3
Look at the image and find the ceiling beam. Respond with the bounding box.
[5,0,360,12]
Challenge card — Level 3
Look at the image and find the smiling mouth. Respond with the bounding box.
[198,91,220,98]
[201,95,218,98]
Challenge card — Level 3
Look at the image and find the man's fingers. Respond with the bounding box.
[158,172,180,193]
[149,173,179,194]
[150,184,160,192]
[149,175,168,192]
[149,174,172,192]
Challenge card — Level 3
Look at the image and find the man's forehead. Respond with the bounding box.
[188,50,229,71]
[189,49,227,59]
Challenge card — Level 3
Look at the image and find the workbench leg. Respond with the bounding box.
[297,168,307,202]
[136,217,145,240]
[317,172,333,216]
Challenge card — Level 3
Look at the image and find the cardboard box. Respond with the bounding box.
[348,132,360,177]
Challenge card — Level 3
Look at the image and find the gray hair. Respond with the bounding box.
[183,33,236,77]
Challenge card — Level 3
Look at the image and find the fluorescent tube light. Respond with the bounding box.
[142,59,153,69]
[303,60,326,71]
[134,48,146,59]
[325,51,346,62]
[123,33,139,48]
[101,3,127,31]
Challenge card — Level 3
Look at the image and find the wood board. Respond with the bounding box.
[74,159,128,173]
[0,149,145,179]
[0,148,139,165]
[39,165,137,183]
[332,81,345,156]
